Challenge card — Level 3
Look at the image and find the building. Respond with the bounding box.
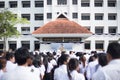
[0,0,120,53]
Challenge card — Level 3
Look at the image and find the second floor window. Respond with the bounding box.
[81,13,90,20]
[35,14,43,20]
[95,13,104,20]
[21,14,30,20]
[72,13,78,19]
[108,13,117,20]
[95,27,104,34]
[57,0,67,5]
[109,27,117,34]
[47,13,52,19]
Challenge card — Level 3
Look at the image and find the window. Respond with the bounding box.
[47,0,52,5]
[21,27,30,35]
[96,41,104,50]
[57,0,67,5]
[35,14,43,20]
[85,41,90,49]
[108,0,116,7]
[108,13,117,20]
[94,0,103,7]
[0,1,5,8]
[95,27,104,34]
[95,13,103,20]
[81,0,90,7]
[72,0,77,5]
[21,41,30,49]
[9,1,17,8]
[109,26,117,34]
[34,41,40,50]
[47,13,52,19]
[72,13,78,19]
[81,13,90,20]
[9,41,16,51]
[21,14,30,20]
[34,27,39,30]
[22,1,30,7]
[0,43,3,49]
[35,1,43,7]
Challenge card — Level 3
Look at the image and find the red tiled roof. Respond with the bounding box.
[32,18,92,34]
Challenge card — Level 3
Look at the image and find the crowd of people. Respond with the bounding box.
[0,42,120,80]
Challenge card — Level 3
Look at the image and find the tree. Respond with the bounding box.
[0,9,29,51]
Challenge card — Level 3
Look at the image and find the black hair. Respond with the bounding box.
[5,52,15,60]
[98,53,107,67]
[68,58,79,71]
[58,54,69,65]
[58,54,71,80]
[33,55,42,68]
[14,47,31,65]
[107,42,120,59]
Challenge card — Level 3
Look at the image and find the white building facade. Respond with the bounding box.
[0,0,120,53]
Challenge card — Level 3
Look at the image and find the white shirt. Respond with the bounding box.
[70,70,85,80]
[86,59,98,80]
[92,59,120,80]
[1,66,40,80]
[46,62,53,73]
[31,66,41,80]
[39,64,45,76]
[54,64,69,80]
[6,61,17,72]
[0,70,4,79]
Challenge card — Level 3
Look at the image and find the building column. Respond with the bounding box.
[30,40,34,52]
[17,40,21,49]
[91,40,95,51]
[104,40,109,52]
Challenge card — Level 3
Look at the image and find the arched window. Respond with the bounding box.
[57,0,67,5]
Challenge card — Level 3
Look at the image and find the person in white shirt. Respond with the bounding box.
[0,57,6,79]
[54,53,70,80]
[1,47,39,80]
[68,58,85,80]
[92,42,120,80]
[5,53,17,72]
[86,54,98,80]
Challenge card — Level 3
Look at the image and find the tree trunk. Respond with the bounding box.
[3,36,7,51]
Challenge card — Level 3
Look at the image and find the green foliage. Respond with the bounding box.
[0,9,29,38]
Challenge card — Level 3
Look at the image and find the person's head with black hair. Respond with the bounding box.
[98,53,107,67]
[14,47,32,66]
[107,42,120,62]
[68,58,79,71]
[6,52,15,63]
[0,57,6,72]
[58,53,70,65]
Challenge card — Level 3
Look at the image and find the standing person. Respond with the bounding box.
[0,57,6,79]
[54,53,70,80]
[5,52,17,72]
[92,42,120,80]
[1,47,39,80]
[86,54,98,80]
[68,58,85,80]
